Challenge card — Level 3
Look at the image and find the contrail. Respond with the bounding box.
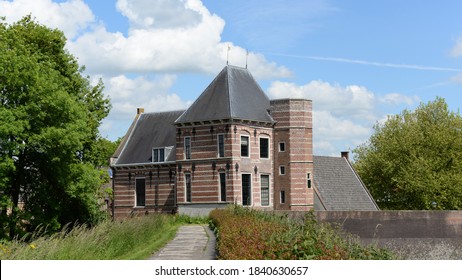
[262,52,462,72]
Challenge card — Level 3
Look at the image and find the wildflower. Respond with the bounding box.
[29,244,36,250]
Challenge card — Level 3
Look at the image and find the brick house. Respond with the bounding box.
[110,65,377,219]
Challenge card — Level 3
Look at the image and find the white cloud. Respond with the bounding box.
[451,37,462,57]
[0,0,94,39]
[66,0,290,79]
[268,80,375,120]
[0,0,290,79]
[268,80,377,155]
[105,74,189,118]
[314,110,371,141]
[116,0,202,29]
[450,72,462,84]
[379,93,420,106]
[99,74,192,139]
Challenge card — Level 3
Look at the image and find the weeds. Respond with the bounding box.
[210,206,393,260]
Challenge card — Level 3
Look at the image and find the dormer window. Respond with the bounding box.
[152,146,173,163]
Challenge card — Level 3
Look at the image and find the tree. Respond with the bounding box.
[0,16,111,239]
[353,97,462,210]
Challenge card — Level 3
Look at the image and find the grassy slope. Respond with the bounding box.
[0,214,183,260]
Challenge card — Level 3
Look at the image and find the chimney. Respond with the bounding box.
[137,108,144,115]
[341,151,349,161]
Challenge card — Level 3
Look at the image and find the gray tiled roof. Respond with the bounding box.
[116,110,184,165]
[175,65,274,124]
[313,156,379,210]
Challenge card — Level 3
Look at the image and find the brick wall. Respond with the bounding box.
[271,99,313,211]
[175,122,274,209]
[112,166,176,220]
[315,211,462,239]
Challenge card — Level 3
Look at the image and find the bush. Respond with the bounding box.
[209,206,393,260]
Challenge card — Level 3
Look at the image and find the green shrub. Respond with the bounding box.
[209,206,393,260]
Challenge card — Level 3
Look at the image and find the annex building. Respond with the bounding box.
[110,65,378,219]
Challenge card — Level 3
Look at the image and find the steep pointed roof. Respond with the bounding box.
[175,65,274,124]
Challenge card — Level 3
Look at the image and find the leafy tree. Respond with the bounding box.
[354,97,462,210]
[0,16,111,239]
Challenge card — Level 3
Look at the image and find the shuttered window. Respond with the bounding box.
[261,175,270,206]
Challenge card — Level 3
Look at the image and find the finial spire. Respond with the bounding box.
[226,44,230,65]
[245,49,249,68]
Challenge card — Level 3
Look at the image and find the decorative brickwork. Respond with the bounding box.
[271,99,313,211]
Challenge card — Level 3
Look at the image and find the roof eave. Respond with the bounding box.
[111,161,177,169]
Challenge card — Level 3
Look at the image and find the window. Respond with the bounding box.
[280,190,286,204]
[307,173,312,188]
[260,138,269,158]
[260,175,270,206]
[185,173,192,202]
[184,136,191,160]
[217,134,225,158]
[135,178,146,207]
[153,148,165,162]
[242,174,251,206]
[279,142,286,152]
[279,165,286,175]
[241,136,249,157]
[219,172,226,202]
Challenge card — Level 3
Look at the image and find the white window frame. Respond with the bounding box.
[259,137,270,159]
[135,177,146,207]
[280,190,286,204]
[241,173,252,206]
[185,172,192,203]
[219,172,226,202]
[279,165,286,175]
[217,134,225,158]
[260,174,270,206]
[240,135,250,158]
[279,142,286,152]
[152,147,165,162]
[184,136,191,160]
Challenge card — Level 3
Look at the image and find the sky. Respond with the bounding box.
[1,0,461,157]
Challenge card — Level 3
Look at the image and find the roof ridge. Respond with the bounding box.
[144,109,186,115]
[343,157,380,210]
[174,66,229,124]
[225,66,232,119]
[113,113,142,166]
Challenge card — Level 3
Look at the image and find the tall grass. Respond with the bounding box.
[0,214,187,260]
[210,206,393,260]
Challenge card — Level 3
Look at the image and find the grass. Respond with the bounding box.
[0,213,200,260]
[209,206,394,260]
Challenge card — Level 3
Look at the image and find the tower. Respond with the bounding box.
[271,99,314,210]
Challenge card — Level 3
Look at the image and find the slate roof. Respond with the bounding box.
[175,65,274,124]
[116,110,184,165]
[313,156,379,210]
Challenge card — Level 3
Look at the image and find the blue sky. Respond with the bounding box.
[1,0,461,156]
